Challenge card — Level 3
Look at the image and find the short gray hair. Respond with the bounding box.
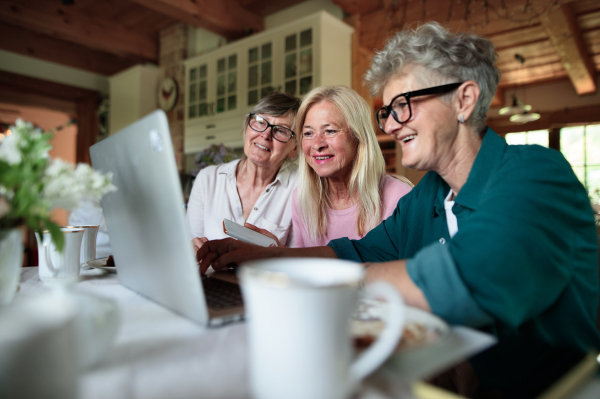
[364,22,501,129]
[241,91,301,161]
[242,91,301,134]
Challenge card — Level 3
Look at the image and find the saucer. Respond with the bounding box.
[85,258,116,274]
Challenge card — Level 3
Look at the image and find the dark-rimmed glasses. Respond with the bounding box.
[248,113,296,143]
[376,82,464,133]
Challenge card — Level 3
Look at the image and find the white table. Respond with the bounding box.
[18,267,498,399]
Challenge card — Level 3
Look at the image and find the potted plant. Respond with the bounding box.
[0,119,115,305]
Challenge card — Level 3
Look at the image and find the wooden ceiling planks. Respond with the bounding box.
[487,26,548,50]
[332,0,380,15]
[0,22,138,76]
[339,0,598,94]
[128,0,264,39]
[238,0,308,17]
[0,0,596,94]
[0,0,157,60]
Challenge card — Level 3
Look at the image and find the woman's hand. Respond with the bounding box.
[192,237,208,252]
[244,223,286,247]
[195,238,283,275]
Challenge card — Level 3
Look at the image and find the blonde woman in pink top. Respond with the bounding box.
[292,86,412,247]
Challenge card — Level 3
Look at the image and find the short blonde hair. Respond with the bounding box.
[296,86,387,240]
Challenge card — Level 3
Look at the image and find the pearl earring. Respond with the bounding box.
[459,115,465,124]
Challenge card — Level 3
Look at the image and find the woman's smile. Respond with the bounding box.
[313,154,334,164]
[253,142,270,152]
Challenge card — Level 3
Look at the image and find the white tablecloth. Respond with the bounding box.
[19,267,497,399]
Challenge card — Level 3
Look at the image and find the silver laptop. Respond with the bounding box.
[90,110,244,327]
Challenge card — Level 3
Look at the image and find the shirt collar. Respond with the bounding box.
[456,127,506,210]
[218,158,295,188]
[434,128,506,214]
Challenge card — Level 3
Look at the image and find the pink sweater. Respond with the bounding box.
[292,175,412,248]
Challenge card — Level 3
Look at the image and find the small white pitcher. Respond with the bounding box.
[36,229,84,281]
[63,225,99,268]
[239,258,406,399]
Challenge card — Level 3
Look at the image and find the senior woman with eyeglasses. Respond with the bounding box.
[197,24,599,352]
[186,92,300,249]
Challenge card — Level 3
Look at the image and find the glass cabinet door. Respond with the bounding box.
[247,42,273,106]
[284,28,313,96]
[188,64,208,119]
[216,54,238,114]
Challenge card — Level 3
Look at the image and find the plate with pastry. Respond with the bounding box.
[85,256,117,273]
[351,296,451,353]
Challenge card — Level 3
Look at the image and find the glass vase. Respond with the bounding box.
[0,227,23,306]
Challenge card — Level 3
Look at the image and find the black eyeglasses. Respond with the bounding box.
[376,82,464,133]
[248,114,296,143]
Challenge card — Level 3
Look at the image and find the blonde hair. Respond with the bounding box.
[296,86,387,240]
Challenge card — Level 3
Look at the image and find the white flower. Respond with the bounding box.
[42,158,117,211]
[0,185,14,200]
[0,128,23,165]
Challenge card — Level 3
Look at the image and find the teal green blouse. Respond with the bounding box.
[329,128,600,352]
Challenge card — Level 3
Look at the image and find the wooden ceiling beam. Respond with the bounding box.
[540,3,596,95]
[0,1,157,61]
[129,0,263,39]
[0,70,99,102]
[0,23,138,76]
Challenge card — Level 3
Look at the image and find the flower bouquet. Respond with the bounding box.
[191,144,239,177]
[0,119,116,251]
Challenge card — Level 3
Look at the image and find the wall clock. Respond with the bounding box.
[158,76,178,112]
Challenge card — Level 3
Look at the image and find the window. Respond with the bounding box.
[247,42,273,106]
[504,130,549,147]
[560,124,600,192]
[188,64,208,119]
[284,28,313,97]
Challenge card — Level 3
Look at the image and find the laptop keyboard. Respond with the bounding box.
[202,277,244,309]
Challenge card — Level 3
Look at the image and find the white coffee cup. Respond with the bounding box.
[36,229,84,281]
[239,258,406,399]
[0,294,79,399]
[63,225,99,267]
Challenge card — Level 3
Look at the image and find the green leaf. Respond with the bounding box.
[46,222,64,252]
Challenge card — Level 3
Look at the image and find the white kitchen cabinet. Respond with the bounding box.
[184,11,353,154]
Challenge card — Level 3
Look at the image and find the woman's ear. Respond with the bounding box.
[455,81,480,122]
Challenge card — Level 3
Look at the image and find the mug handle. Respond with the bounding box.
[44,242,58,277]
[349,281,405,382]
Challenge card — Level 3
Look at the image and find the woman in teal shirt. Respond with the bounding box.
[197,23,600,352]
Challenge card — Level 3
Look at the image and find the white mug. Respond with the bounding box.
[0,294,79,399]
[36,229,84,281]
[63,225,99,267]
[239,258,406,399]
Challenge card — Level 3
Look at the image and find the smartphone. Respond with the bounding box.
[223,219,278,247]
